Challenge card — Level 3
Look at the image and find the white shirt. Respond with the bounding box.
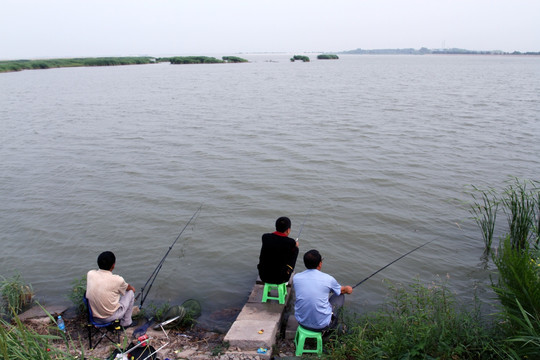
[86,269,128,318]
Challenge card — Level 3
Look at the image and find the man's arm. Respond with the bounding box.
[127,284,136,293]
[340,285,353,295]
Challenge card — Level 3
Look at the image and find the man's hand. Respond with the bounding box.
[341,286,353,295]
[127,284,136,293]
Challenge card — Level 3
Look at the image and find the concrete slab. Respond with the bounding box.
[247,284,265,303]
[223,319,279,349]
[18,304,68,321]
[236,302,283,321]
[224,278,297,354]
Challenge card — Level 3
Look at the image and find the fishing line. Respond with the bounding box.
[137,204,203,307]
[352,239,435,289]
[296,205,314,240]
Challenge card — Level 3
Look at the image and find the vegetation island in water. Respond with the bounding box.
[0,56,248,73]
[290,55,339,62]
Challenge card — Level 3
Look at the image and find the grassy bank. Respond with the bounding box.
[326,279,502,359]
[0,57,155,73]
[0,55,249,73]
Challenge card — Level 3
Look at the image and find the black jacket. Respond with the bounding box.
[257,231,299,284]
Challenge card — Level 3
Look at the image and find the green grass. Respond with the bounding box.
[502,179,538,250]
[0,57,155,73]
[1,273,33,316]
[325,278,501,359]
[68,275,87,315]
[468,177,540,359]
[469,186,498,258]
[469,178,539,254]
[492,235,540,357]
[0,309,92,360]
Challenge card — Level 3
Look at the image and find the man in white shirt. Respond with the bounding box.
[86,251,136,327]
[293,249,353,332]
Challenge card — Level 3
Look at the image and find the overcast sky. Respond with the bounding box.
[1,0,539,59]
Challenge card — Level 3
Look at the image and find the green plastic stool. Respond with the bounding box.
[261,283,287,304]
[294,325,323,356]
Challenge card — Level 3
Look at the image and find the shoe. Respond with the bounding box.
[121,322,137,330]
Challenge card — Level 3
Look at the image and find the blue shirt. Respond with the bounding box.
[293,269,342,330]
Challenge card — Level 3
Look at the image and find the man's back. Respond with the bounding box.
[86,269,127,319]
[293,269,341,330]
[258,232,297,284]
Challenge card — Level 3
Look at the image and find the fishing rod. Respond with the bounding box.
[137,204,203,307]
[352,239,435,289]
[296,205,313,240]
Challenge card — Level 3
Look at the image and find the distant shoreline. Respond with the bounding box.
[338,47,540,56]
[2,49,538,74]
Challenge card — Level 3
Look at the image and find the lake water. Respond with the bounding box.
[1,54,539,330]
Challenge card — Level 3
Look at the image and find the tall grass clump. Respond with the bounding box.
[492,235,540,357]
[470,178,540,357]
[325,278,499,359]
[470,186,498,258]
[502,180,538,250]
[0,312,85,359]
[469,178,539,254]
[0,273,34,317]
[68,275,87,315]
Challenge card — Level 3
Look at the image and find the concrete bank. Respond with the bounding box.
[223,278,299,359]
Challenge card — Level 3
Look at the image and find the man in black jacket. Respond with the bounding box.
[257,216,299,284]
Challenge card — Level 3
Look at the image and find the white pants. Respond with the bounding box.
[96,290,135,327]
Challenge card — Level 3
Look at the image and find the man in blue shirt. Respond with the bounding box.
[293,249,353,332]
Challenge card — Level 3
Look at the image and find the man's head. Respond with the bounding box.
[275,216,291,233]
[97,251,116,270]
[304,249,322,269]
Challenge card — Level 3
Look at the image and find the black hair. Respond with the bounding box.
[275,216,291,233]
[304,249,322,269]
[97,251,116,270]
